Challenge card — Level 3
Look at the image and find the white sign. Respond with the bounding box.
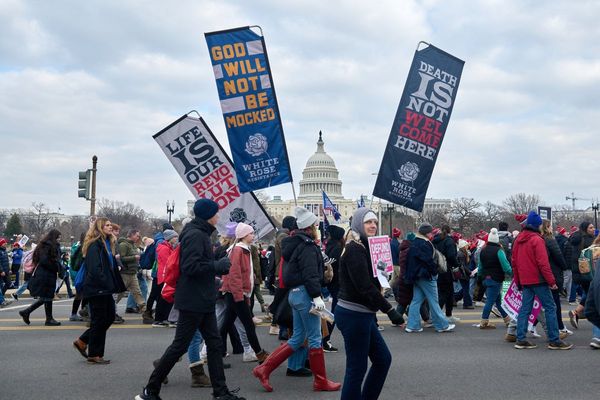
[18,235,29,247]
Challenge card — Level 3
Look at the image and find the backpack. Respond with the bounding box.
[140,242,157,270]
[22,250,36,274]
[433,248,448,273]
[71,245,84,272]
[163,245,181,288]
[74,262,87,292]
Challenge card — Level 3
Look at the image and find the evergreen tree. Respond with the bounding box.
[4,213,23,237]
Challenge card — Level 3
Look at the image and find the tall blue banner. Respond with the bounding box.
[205,26,293,193]
[373,43,464,212]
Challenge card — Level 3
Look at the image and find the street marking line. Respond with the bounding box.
[0,324,154,331]
[0,299,73,312]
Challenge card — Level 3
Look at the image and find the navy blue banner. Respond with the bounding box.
[373,43,464,212]
[205,26,292,193]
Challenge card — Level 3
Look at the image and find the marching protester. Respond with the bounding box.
[322,224,345,352]
[565,221,595,329]
[478,228,512,329]
[253,207,341,393]
[115,229,146,316]
[10,242,23,288]
[219,222,269,363]
[456,239,474,309]
[432,225,459,323]
[135,198,245,400]
[404,223,456,333]
[18,229,63,326]
[0,238,11,302]
[151,229,178,327]
[335,207,403,399]
[511,211,572,350]
[73,218,125,364]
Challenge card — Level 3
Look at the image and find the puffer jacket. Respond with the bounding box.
[156,241,175,285]
[512,228,555,287]
[544,236,568,292]
[221,243,253,302]
[281,231,323,299]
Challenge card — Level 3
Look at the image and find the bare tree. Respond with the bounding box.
[502,193,542,215]
[254,190,271,207]
[419,208,450,228]
[449,197,482,233]
[97,198,151,235]
[22,202,55,238]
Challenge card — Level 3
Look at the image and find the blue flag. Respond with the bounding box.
[373,43,464,212]
[205,26,293,193]
[322,191,341,221]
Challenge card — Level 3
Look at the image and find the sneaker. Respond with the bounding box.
[405,327,423,333]
[436,324,455,333]
[590,338,600,349]
[11,292,18,301]
[168,321,177,328]
[377,325,385,331]
[252,316,262,325]
[0,300,13,308]
[514,340,537,349]
[447,316,460,323]
[528,328,542,338]
[69,314,84,322]
[548,340,573,350]
[152,321,170,328]
[213,387,245,400]
[135,387,162,400]
[560,328,573,336]
[423,320,434,328]
[323,341,338,353]
[568,301,578,306]
[504,333,517,342]
[113,314,125,324]
[268,325,280,335]
[242,351,257,362]
[568,310,579,329]
[491,307,502,318]
[125,307,139,314]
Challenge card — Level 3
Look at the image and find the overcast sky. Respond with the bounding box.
[2,0,599,218]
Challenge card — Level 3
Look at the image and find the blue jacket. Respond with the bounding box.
[390,237,400,266]
[404,235,437,283]
[12,248,23,264]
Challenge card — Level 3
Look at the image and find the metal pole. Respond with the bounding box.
[90,155,97,216]
[389,205,393,237]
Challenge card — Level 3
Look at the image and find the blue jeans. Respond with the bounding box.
[15,280,29,296]
[127,273,148,309]
[517,285,559,342]
[187,329,204,364]
[482,278,508,319]
[407,277,450,331]
[459,279,473,307]
[335,306,391,400]
[288,346,308,371]
[593,324,600,339]
[287,285,322,350]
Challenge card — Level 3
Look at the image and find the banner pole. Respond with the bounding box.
[291,182,298,206]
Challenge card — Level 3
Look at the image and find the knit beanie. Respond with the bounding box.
[225,222,238,238]
[294,207,318,229]
[487,228,500,244]
[163,229,178,242]
[235,223,254,239]
[515,214,527,227]
[351,208,377,238]
[418,223,433,235]
[556,226,567,236]
[525,211,543,230]
[162,223,174,231]
[458,239,468,249]
[193,198,220,220]
[327,225,345,241]
[392,227,402,238]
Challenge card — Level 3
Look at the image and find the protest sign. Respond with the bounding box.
[368,235,394,276]
[501,280,542,328]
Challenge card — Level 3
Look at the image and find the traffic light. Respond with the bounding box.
[78,170,91,199]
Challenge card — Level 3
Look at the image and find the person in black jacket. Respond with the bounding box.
[253,206,341,393]
[432,225,459,323]
[566,221,595,329]
[335,207,403,400]
[322,224,345,352]
[72,218,125,364]
[19,229,63,326]
[136,199,244,400]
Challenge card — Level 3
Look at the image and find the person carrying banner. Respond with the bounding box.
[512,211,573,350]
[335,208,403,399]
[253,207,341,393]
[135,199,245,400]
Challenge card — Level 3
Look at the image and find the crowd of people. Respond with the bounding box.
[1,201,600,400]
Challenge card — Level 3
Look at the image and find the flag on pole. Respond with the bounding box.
[357,195,365,208]
[322,191,341,221]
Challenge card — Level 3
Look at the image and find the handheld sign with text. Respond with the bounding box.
[368,236,393,277]
[205,26,293,193]
[153,114,274,238]
[501,279,541,329]
[373,43,464,212]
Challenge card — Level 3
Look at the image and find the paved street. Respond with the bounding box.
[1,294,598,400]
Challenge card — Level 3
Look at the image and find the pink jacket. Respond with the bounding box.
[220,243,252,302]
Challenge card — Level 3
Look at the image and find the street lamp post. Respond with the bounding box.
[592,202,599,229]
[386,203,395,237]
[166,201,175,224]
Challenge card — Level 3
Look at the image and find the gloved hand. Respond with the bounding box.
[312,296,326,311]
[387,309,404,325]
[214,257,231,275]
[376,260,387,272]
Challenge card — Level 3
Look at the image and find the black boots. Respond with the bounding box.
[45,301,61,326]
[19,299,44,325]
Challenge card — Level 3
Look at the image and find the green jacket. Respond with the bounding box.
[118,238,140,274]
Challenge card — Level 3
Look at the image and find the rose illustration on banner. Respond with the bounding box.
[245,133,268,157]
[229,208,248,223]
[398,162,420,184]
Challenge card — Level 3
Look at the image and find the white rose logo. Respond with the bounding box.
[245,133,268,157]
[398,162,420,184]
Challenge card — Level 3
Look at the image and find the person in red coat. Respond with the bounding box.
[511,211,572,350]
[219,223,269,363]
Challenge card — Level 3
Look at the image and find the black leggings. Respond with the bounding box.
[219,292,263,354]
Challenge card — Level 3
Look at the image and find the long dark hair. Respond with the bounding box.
[33,229,62,265]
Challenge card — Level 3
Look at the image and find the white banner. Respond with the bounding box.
[153,115,274,238]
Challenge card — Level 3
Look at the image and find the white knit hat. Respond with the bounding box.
[458,239,468,249]
[294,206,318,229]
[488,228,500,244]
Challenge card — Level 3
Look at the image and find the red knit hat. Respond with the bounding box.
[515,214,527,226]
[570,226,578,234]
[0,238,7,247]
[556,226,567,236]
[392,227,402,238]
[431,228,441,237]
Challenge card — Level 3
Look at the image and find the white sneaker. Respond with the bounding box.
[437,324,456,333]
[590,337,600,349]
[528,328,542,338]
[405,327,423,333]
[377,325,385,331]
[447,316,460,323]
[560,328,573,336]
[242,351,258,362]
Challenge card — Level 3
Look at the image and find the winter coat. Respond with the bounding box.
[394,239,414,307]
[274,230,288,278]
[432,234,458,283]
[221,243,253,302]
[584,265,600,328]
[118,238,140,274]
[478,243,512,283]
[251,245,263,284]
[325,238,343,291]
[512,228,556,287]
[281,231,324,299]
[156,241,174,285]
[566,230,594,284]
[11,248,23,265]
[405,234,438,283]
[390,237,400,266]
[498,231,513,261]
[555,234,568,258]
[81,239,125,298]
[175,217,220,313]
[544,236,568,292]
[0,247,9,273]
[338,231,393,313]
[28,243,62,299]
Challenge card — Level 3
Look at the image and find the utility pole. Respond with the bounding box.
[91,155,97,216]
